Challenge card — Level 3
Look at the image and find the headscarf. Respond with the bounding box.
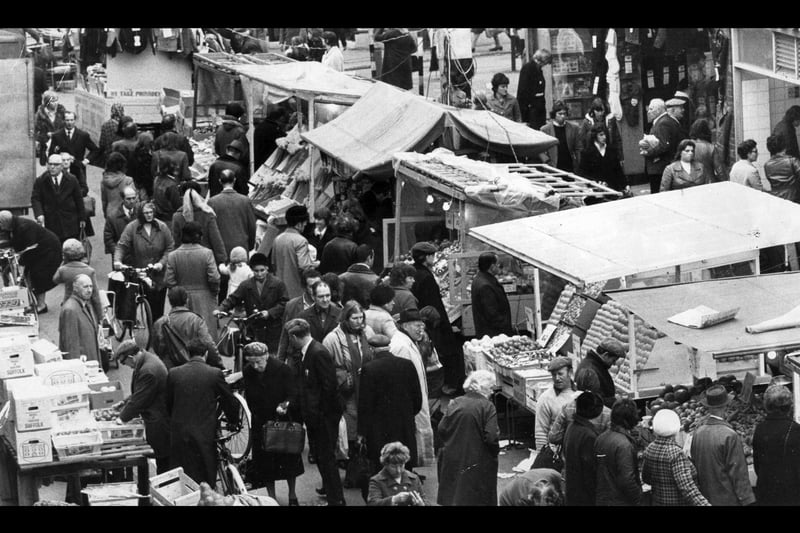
[42,90,57,108]
[181,189,215,222]
[110,103,126,120]
[229,246,248,272]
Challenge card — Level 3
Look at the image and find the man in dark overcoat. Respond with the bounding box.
[357,335,422,472]
[470,252,513,337]
[166,337,240,485]
[31,153,85,242]
[48,110,100,176]
[297,281,341,343]
[115,340,171,473]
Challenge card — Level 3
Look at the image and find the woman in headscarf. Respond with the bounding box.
[52,238,103,319]
[322,300,375,458]
[97,102,125,168]
[34,90,66,166]
[0,210,61,314]
[165,220,220,342]
[101,152,135,218]
[241,341,304,505]
[171,182,227,265]
[131,132,155,200]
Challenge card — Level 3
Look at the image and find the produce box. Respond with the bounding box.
[5,421,53,465]
[52,429,103,460]
[150,467,201,506]
[51,405,92,430]
[30,339,62,364]
[12,383,54,432]
[0,335,34,379]
[82,482,147,506]
[95,419,146,444]
[511,368,551,406]
[1,375,39,404]
[0,286,28,312]
[34,360,86,386]
[88,381,124,410]
[49,382,91,410]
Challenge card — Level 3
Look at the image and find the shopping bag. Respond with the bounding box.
[335,416,349,461]
[262,419,305,455]
[344,441,372,492]
[83,195,97,217]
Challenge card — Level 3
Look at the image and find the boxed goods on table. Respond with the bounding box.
[95,418,146,445]
[487,335,552,377]
[1,375,39,403]
[88,381,124,410]
[50,382,91,411]
[0,335,34,379]
[82,482,147,506]
[511,367,551,408]
[150,467,201,506]
[6,422,53,465]
[0,286,29,312]
[52,429,103,459]
[12,382,54,432]
[35,359,87,386]
[30,339,62,364]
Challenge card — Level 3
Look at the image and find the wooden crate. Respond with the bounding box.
[149,467,200,506]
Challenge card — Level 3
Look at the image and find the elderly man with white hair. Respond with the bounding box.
[436,369,500,506]
[641,96,686,194]
[642,408,710,506]
[58,273,101,362]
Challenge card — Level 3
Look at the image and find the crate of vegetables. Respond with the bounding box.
[52,428,103,459]
[95,419,146,444]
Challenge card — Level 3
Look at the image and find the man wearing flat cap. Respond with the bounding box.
[273,205,318,299]
[532,356,578,470]
[642,97,687,194]
[575,337,626,408]
[689,384,755,506]
[389,309,435,467]
[358,334,423,482]
[410,241,464,395]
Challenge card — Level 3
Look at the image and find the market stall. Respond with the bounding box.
[468,181,800,399]
[391,149,621,332]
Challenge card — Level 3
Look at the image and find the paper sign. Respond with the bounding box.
[667,305,739,329]
[592,35,597,48]
[647,70,655,88]
[592,76,600,95]
[537,323,557,347]
[163,28,173,38]
[625,55,633,74]
[525,306,535,334]
[663,66,670,86]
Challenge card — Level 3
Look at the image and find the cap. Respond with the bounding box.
[115,339,140,363]
[547,356,572,373]
[398,308,423,324]
[665,98,685,108]
[652,408,680,437]
[597,338,627,360]
[367,334,391,349]
[410,241,437,257]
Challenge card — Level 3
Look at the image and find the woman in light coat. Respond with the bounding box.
[660,139,708,192]
[165,220,220,342]
[364,284,398,339]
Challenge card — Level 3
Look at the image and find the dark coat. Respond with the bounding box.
[111,138,138,171]
[207,155,248,197]
[152,306,224,370]
[575,350,617,408]
[113,219,174,290]
[34,103,66,148]
[645,113,686,178]
[152,175,181,222]
[171,209,227,265]
[752,413,800,506]
[436,391,499,506]
[218,275,289,352]
[298,339,343,424]
[31,170,85,242]
[470,271,513,338]
[119,350,170,460]
[243,357,304,481]
[7,216,61,294]
[303,225,335,258]
[103,204,136,256]
[48,126,100,168]
[412,262,459,360]
[339,263,379,308]
[166,357,240,485]
[151,148,191,182]
[773,118,800,160]
[579,142,628,192]
[153,131,194,166]
[298,304,341,344]
[319,236,357,275]
[594,426,643,506]
[563,415,600,506]
[207,189,257,257]
[357,351,422,470]
[374,29,417,91]
[516,60,547,128]
[214,116,249,161]
[58,295,100,363]
[253,118,284,169]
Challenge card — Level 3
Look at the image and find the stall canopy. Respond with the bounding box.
[300,82,448,175]
[469,181,800,285]
[234,61,373,103]
[606,272,800,356]
[447,108,558,157]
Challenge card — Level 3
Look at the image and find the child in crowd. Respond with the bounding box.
[218,246,253,297]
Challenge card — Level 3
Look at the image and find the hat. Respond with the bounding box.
[367,334,391,350]
[285,205,309,225]
[575,391,603,419]
[229,246,248,264]
[227,139,245,154]
[249,252,269,268]
[398,308,423,324]
[547,356,572,373]
[701,384,732,408]
[115,339,140,363]
[665,98,685,108]
[410,241,437,257]
[597,338,627,360]
[652,408,680,437]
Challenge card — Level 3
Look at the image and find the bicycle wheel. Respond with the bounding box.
[217,392,252,463]
[132,298,153,350]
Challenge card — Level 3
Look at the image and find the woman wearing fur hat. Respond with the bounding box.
[52,238,104,320]
[642,409,710,506]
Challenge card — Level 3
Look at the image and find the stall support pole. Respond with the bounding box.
[794,371,800,424]
[754,255,761,275]
[627,310,637,398]
[308,97,316,215]
[393,178,403,265]
[533,267,542,339]
[247,81,256,177]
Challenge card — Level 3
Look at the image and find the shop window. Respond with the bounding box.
[548,28,595,120]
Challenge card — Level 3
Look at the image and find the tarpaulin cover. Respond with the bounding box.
[234,61,372,101]
[447,108,558,157]
[301,82,448,176]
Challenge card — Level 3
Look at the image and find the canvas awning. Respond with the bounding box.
[605,272,800,356]
[447,108,558,157]
[469,181,800,285]
[300,82,448,175]
[234,61,372,102]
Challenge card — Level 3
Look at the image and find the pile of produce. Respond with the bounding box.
[92,407,120,422]
[197,482,278,506]
[486,335,551,369]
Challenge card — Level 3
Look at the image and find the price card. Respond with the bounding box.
[678,65,686,78]
[592,34,597,49]
[624,55,633,74]
[525,306,535,333]
[662,66,670,86]
[536,323,556,347]
[647,70,655,88]
[592,76,600,95]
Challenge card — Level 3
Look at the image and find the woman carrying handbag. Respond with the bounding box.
[242,342,304,506]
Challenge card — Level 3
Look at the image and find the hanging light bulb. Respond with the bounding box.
[442,201,452,211]
[426,194,434,204]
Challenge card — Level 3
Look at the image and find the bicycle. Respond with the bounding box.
[215,310,262,373]
[105,265,156,350]
[215,370,253,496]
[0,245,40,319]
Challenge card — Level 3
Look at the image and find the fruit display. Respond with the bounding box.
[487,335,551,369]
[546,284,576,328]
[93,407,121,422]
[197,482,278,506]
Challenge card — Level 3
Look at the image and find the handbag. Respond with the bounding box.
[531,443,564,472]
[262,418,305,455]
[344,441,372,491]
[83,194,96,217]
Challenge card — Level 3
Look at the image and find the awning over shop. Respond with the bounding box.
[605,272,800,356]
[234,61,373,103]
[468,181,800,285]
[447,108,558,157]
[300,82,448,175]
